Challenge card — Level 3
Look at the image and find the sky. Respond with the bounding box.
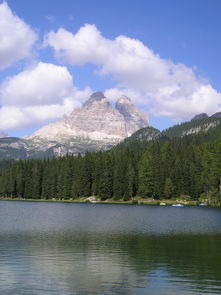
[1,0,221,137]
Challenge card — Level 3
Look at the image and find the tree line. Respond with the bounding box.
[0,129,220,205]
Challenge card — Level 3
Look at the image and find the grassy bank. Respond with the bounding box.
[0,197,200,206]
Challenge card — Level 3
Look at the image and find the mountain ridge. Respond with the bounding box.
[0,92,150,158]
[0,95,220,159]
[29,91,149,142]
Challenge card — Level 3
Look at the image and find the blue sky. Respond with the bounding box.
[1,0,221,136]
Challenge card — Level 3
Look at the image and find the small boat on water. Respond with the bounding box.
[172,204,184,207]
[199,203,207,206]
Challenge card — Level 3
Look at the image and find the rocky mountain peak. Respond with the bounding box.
[116,95,132,105]
[83,91,106,107]
[29,92,149,146]
[115,95,147,120]
[191,113,208,121]
[115,95,149,136]
[91,91,105,99]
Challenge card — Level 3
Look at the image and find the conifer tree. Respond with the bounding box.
[164,178,174,199]
[138,151,154,198]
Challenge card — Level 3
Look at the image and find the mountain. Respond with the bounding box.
[162,115,221,139]
[122,126,162,143]
[211,112,221,118]
[115,95,148,135]
[29,92,149,142]
[0,92,149,159]
[116,112,221,149]
[2,108,221,205]
[191,113,208,121]
[0,91,220,160]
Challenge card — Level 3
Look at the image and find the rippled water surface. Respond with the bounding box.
[0,201,221,295]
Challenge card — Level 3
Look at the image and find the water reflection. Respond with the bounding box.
[0,201,221,294]
[1,232,221,295]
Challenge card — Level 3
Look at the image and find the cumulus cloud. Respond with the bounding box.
[0,1,37,70]
[45,24,221,120]
[0,101,76,131]
[151,84,221,118]
[0,62,92,131]
[1,62,75,106]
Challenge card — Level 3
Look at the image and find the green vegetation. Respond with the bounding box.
[162,116,221,138]
[0,119,220,206]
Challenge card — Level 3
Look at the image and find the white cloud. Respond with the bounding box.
[152,84,221,119]
[0,102,76,131]
[45,24,221,120]
[0,106,28,131]
[0,1,37,70]
[0,62,75,106]
[0,62,92,131]
[44,25,108,66]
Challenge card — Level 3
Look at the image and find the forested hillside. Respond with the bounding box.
[162,116,221,138]
[0,122,221,206]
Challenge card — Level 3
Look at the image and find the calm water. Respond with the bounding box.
[0,201,221,295]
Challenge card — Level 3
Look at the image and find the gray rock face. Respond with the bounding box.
[65,95,126,139]
[19,92,150,157]
[191,113,208,121]
[30,92,149,143]
[83,91,106,107]
[115,95,149,135]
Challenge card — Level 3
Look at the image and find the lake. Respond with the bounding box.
[0,201,221,295]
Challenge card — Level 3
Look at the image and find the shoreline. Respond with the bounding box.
[0,197,200,206]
